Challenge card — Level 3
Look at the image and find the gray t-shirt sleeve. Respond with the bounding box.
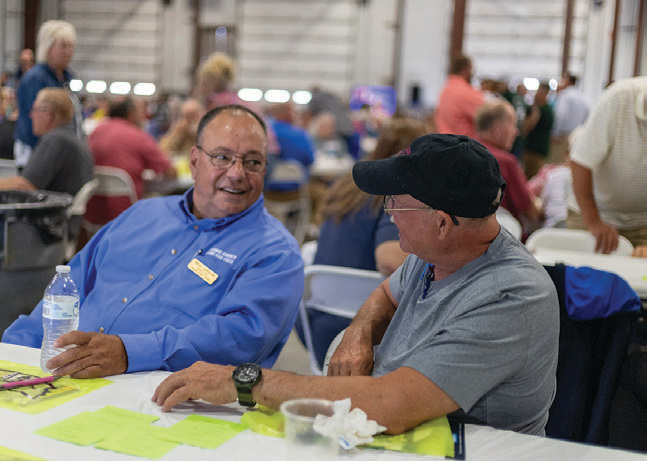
[21,133,62,189]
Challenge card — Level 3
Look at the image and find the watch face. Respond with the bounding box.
[235,363,260,384]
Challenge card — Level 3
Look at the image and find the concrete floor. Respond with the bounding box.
[271,328,313,375]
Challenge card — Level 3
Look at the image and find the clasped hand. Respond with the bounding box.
[46,330,127,378]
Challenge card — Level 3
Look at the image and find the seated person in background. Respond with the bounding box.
[153,134,559,436]
[0,87,18,159]
[0,87,93,198]
[527,127,581,229]
[158,97,205,155]
[2,105,304,379]
[264,101,315,196]
[475,99,542,234]
[85,96,177,227]
[297,118,427,367]
[311,112,350,160]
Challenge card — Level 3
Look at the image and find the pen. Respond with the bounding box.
[0,376,56,390]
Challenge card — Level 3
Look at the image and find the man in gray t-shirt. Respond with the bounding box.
[152,134,558,437]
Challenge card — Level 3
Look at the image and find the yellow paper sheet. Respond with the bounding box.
[0,360,112,414]
[367,417,455,457]
[241,405,455,457]
[37,406,247,458]
[157,414,246,449]
[95,430,179,460]
[0,445,46,461]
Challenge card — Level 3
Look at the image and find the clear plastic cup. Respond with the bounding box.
[280,398,339,460]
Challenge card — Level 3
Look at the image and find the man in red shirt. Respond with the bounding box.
[435,54,484,138]
[475,100,541,231]
[85,96,176,226]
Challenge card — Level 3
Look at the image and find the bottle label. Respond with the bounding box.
[43,299,79,319]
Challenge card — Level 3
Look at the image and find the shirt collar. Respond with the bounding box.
[178,187,265,229]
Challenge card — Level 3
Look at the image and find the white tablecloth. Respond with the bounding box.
[532,248,647,298]
[0,343,644,460]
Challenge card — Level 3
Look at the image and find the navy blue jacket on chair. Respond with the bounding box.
[543,263,641,445]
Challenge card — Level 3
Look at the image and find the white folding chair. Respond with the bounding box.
[264,160,311,245]
[526,227,634,256]
[496,208,522,240]
[0,159,18,177]
[300,240,318,266]
[299,264,384,375]
[65,178,99,260]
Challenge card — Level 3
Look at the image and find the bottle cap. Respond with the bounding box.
[55,265,71,273]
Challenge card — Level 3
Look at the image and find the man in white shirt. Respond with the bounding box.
[550,73,590,163]
[567,77,647,253]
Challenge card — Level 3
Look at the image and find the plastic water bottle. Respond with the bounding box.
[40,265,80,372]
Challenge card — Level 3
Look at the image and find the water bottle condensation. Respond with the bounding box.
[40,265,80,372]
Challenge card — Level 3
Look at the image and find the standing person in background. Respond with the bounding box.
[13,49,35,89]
[522,82,554,179]
[503,83,529,159]
[550,72,589,164]
[434,53,484,138]
[15,21,76,168]
[85,96,176,228]
[567,77,647,253]
[195,52,279,158]
[297,118,428,368]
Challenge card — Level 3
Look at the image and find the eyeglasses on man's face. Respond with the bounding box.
[382,195,460,226]
[382,195,432,216]
[196,145,267,174]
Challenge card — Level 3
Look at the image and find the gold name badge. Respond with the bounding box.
[188,258,218,285]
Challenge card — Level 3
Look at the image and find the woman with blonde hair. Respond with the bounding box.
[299,117,429,367]
[194,52,279,155]
[15,20,77,167]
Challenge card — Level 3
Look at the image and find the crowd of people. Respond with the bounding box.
[1,18,646,447]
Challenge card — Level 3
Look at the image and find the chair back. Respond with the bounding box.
[496,208,522,240]
[526,228,634,256]
[65,178,99,260]
[66,178,100,219]
[299,264,384,374]
[300,240,318,266]
[264,160,311,245]
[92,166,138,205]
[0,159,18,177]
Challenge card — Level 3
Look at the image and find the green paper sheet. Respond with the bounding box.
[91,405,160,425]
[95,430,179,460]
[157,414,246,449]
[35,406,160,447]
[241,405,455,457]
[0,445,46,461]
[240,405,285,437]
[367,417,455,457]
[0,360,112,414]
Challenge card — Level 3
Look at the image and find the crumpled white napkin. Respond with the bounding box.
[312,398,387,450]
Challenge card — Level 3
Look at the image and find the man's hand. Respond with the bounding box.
[152,361,236,412]
[588,220,619,254]
[46,331,128,378]
[326,327,374,377]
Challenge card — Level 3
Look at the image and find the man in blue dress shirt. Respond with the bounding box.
[2,104,304,379]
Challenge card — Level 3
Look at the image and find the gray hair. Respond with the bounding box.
[36,20,76,62]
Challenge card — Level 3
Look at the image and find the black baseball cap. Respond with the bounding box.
[352,134,506,218]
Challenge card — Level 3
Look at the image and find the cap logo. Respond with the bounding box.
[395,146,411,157]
